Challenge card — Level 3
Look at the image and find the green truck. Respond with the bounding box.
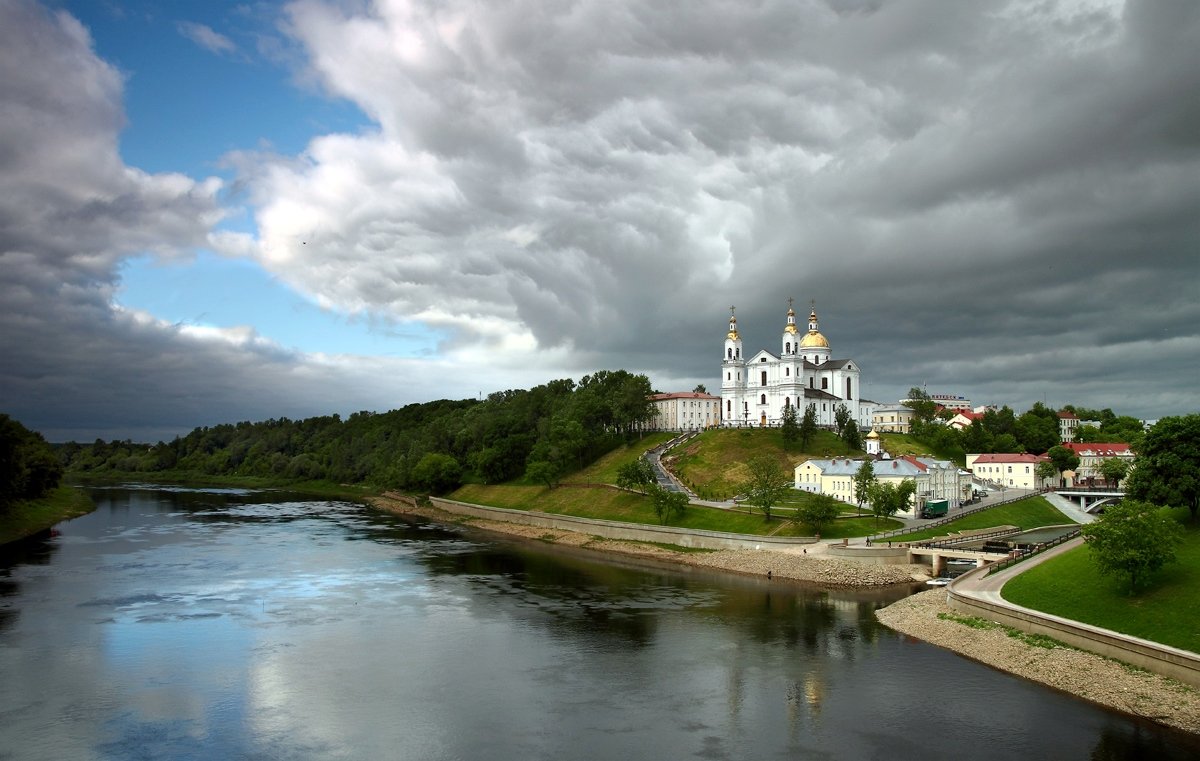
[920,499,949,519]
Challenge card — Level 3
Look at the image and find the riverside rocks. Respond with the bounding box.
[369,494,926,587]
[877,589,1200,735]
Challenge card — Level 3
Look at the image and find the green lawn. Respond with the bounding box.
[451,482,899,538]
[0,486,96,545]
[1002,508,1200,653]
[563,432,675,484]
[877,496,1076,543]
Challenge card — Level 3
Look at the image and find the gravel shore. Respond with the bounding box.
[877,589,1200,735]
[368,494,928,587]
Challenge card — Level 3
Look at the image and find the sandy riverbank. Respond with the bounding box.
[877,589,1200,735]
[368,494,930,587]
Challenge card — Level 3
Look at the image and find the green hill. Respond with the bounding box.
[665,428,860,500]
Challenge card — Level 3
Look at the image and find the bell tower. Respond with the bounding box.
[721,306,744,424]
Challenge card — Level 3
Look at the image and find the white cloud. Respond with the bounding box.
[178,21,237,56]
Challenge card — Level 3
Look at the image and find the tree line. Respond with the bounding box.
[1,414,63,510]
[58,370,657,495]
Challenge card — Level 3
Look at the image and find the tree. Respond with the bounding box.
[905,387,937,424]
[1081,501,1182,592]
[780,404,799,448]
[410,453,462,494]
[799,405,818,450]
[616,458,655,494]
[1015,408,1059,454]
[525,459,561,489]
[740,455,791,521]
[866,479,917,526]
[852,460,876,515]
[794,493,841,536]
[1045,445,1080,486]
[834,403,861,449]
[648,484,689,524]
[1098,457,1130,487]
[1126,414,1200,522]
[1035,460,1059,488]
[692,383,708,394]
[0,414,63,507]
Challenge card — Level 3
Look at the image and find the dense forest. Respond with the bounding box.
[59,370,657,494]
[1,414,64,508]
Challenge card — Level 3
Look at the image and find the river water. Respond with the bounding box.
[1,487,1197,760]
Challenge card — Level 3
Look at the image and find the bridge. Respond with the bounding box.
[1053,486,1124,512]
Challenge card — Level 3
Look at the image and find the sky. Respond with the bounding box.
[1,0,1197,442]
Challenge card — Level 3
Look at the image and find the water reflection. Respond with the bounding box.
[0,487,1196,761]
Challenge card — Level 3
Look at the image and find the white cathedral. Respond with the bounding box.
[720,302,872,429]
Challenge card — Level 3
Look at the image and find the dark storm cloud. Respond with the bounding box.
[245,0,1199,418]
[3,0,1198,442]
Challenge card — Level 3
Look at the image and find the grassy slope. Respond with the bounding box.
[877,496,1076,543]
[0,486,96,545]
[879,433,954,462]
[1002,509,1200,653]
[666,428,865,499]
[453,430,902,538]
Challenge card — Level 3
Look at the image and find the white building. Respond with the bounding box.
[793,454,965,516]
[1061,442,1135,485]
[647,392,722,431]
[720,303,864,429]
[967,453,1049,490]
[871,405,915,433]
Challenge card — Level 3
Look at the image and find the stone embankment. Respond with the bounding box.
[878,589,1200,735]
[369,494,928,587]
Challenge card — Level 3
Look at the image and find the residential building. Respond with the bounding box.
[871,405,915,433]
[947,410,985,430]
[966,453,1049,490]
[1061,442,1135,485]
[794,455,966,515]
[1058,410,1079,443]
[647,392,722,431]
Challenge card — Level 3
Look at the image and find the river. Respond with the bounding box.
[1,487,1197,760]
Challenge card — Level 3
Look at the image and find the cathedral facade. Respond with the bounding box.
[720,303,863,429]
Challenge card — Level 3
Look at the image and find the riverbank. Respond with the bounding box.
[0,486,95,546]
[368,493,930,587]
[877,589,1200,736]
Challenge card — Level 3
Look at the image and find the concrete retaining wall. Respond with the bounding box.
[948,571,1200,689]
[427,497,819,551]
[824,545,913,566]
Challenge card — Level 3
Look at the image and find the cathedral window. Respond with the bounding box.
[726,372,730,380]
[727,348,732,359]
[785,367,790,376]
[761,371,767,386]
[822,377,829,390]
[726,400,731,412]
[846,378,852,398]
[760,394,767,405]
[786,342,791,353]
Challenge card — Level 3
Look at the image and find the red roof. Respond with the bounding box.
[1062,442,1132,457]
[898,455,929,472]
[971,453,1047,464]
[1058,410,1079,419]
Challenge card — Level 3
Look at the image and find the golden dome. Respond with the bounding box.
[784,324,799,335]
[727,330,740,340]
[799,331,829,348]
[867,429,880,439]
